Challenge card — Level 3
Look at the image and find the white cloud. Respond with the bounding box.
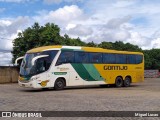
[66,24,93,36]
[47,5,83,23]
[151,38,160,49]
[106,16,131,29]
[0,16,30,65]
[0,53,12,66]
[38,3,160,49]
[34,5,85,26]
[0,20,11,27]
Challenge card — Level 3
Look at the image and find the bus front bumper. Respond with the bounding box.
[18,80,34,88]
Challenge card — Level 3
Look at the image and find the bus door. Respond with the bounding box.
[35,57,49,87]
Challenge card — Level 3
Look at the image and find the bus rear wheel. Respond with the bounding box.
[123,77,131,87]
[115,77,123,87]
[54,78,65,90]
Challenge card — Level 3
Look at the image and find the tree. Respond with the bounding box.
[111,41,142,52]
[87,41,97,47]
[12,22,62,62]
[98,41,113,49]
[143,49,160,69]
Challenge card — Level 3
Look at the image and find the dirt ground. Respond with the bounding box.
[0,78,160,120]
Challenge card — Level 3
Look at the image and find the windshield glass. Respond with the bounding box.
[20,50,58,77]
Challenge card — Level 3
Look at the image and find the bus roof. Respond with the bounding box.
[27,45,62,53]
[27,45,143,55]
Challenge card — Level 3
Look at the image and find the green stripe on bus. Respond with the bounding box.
[83,64,104,81]
[71,63,94,81]
[71,64,104,81]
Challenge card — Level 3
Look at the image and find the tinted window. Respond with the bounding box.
[103,53,116,64]
[56,51,74,65]
[127,55,136,64]
[136,55,143,64]
[75,52,89,63]
[36,57,47,74]
[89,53,102,63]
[116,54,127,64]
[41,50,58,69]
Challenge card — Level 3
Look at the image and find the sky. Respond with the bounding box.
[0,0,160,65]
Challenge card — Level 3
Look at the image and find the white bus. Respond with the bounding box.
[16,45,144,90]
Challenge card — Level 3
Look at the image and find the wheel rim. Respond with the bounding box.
[117,78,122,86]
[125,78,130,86]
[57,81,63,88]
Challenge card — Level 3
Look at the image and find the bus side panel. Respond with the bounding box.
[94,64,144,84]
[71,63,106,86]
[52,64,84,86]
[49,64,70,87]
[134,63,144,83]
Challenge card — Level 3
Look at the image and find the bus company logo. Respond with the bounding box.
[57,67,69,71]
[104,66,128,70]
[39,80,49,87]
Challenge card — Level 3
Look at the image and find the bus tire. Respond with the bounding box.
[54,78,65,90]
[115,77,123,87]
[123,77,131,87]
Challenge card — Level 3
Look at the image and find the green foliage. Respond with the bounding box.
[98,41,113,49]
[98,41,142,52]
[12,22,160,70]
[87,41,97,47]
[143,49,160,69]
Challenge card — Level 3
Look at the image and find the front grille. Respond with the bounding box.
[19,80,30,83]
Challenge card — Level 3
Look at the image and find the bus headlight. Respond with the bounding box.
[31,76,40,81]
[31,78,36,81]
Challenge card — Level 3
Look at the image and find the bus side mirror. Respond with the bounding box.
[31,55,49,66]
[15,56,24,66]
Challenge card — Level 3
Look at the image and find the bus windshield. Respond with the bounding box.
[20,50,58,77]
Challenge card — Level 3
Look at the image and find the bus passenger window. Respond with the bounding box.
[56,51,74,65]
[89,53,102,63]
[75,52,89,63]
[127,55,136,64]
[136,55,143,64]
[103,53,116,64]
[116,54,127,64]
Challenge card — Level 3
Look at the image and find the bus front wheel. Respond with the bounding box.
[115,77,123,87]
[54,78,65,90]
[123,77,131,87]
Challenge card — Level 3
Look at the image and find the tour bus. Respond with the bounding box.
[16,45,144,90]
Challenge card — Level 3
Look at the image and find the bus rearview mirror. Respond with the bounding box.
[31,55,49,66]
[15,56,24,66]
